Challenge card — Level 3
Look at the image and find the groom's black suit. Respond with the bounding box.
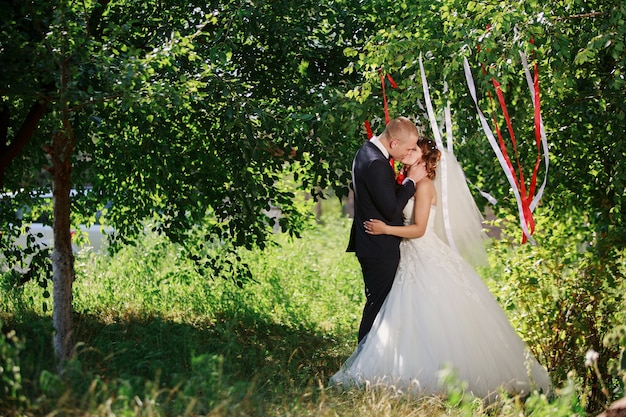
[347,139,415,342]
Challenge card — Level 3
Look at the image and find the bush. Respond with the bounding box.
[484,207,625,413]
[0,318,26,408]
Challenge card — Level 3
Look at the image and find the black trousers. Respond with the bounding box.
[357,255,399,342]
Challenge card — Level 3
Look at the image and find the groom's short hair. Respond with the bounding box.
[381,117,418,143]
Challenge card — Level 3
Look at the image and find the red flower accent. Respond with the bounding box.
[396,170,405,185]
[391,159,405,184]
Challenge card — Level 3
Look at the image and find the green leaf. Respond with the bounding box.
[574,48,595,65]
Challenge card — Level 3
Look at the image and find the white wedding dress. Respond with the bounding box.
[330,198,551,400]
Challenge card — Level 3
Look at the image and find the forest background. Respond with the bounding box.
[1,0,625,416]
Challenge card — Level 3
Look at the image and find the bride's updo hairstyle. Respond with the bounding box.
[418,137,441,180]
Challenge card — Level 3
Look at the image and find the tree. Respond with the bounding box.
[0,0,375,366]
[1,0,188,366]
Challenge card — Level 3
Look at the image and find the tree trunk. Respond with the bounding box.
[50,128,75,368]
[50,22,78,368]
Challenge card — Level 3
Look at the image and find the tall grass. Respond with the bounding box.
[0,199,619,416]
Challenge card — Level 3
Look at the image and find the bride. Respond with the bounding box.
[330,137,551,401]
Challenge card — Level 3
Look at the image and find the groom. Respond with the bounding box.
[347,116,425,342]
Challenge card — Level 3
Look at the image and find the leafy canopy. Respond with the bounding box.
[0,0,375,258]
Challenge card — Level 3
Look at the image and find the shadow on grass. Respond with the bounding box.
[3,302,350,408]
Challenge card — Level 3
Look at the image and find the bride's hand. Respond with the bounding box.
[364,219,387,235]
[406,162,427,183]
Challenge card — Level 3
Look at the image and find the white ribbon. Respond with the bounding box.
[519,51,550,211]
[463,57,536,244]
[419,53,457,253]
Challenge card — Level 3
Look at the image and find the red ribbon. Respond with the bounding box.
[479,29,542,243]
[364,120,373,139]
[529,59,542,202]
[364,70,397,135]
[380,69,397,125]
[490,79,541,243]
[491,79,535,243]
[364,70,398,172]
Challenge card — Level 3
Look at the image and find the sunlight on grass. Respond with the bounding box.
[1,198,621,416]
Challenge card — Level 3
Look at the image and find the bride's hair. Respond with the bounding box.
[418,137,441,180]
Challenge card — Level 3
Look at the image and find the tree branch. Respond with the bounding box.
[0,97,50,189]
[554,11,604,21]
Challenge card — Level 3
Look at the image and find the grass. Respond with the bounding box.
[0,199,601,416]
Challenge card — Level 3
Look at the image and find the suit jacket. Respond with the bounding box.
[347,140,416,259]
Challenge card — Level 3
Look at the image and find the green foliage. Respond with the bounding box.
[604,325,626,387]
[0,202,359,415]
[485,206,625,412]
[1,1,373,366]
[1,0,626,414]
[345,0,626,253]
[0,202,622,415]
[0,318,26,408]
[0,0,373,260]
[523,378,585,417]
[0,190,53,302]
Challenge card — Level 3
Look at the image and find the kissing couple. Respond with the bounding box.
[331,116,551,401]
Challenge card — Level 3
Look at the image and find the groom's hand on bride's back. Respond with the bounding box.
[406,162,427,184]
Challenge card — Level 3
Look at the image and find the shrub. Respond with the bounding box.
[0,318,26,408]
[485,207,625,413]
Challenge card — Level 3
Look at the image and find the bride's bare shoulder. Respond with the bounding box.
[416,178,435,192]
[416,178,436,204]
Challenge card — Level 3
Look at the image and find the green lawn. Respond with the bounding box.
[0,201,619,416]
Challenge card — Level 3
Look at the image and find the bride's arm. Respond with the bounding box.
[365,180,434,238]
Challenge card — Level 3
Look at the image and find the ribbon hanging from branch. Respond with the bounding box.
[463,53,549,244]
[419,53,457,252]
[520,50,550,213]
[419,54,493,267]
[364,69,398,140]
[364,69,399,176]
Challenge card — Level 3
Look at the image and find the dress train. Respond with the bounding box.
[330,200,551,400]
